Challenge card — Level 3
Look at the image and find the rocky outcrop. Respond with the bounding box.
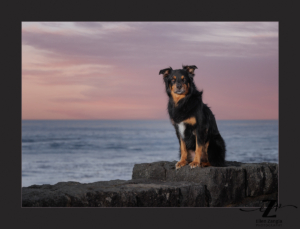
[22,180,207,207]
[22,161,278,207]
[132,161,278,207]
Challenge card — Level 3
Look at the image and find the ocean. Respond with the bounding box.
[22,120,278,187]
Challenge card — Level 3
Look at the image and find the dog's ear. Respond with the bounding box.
[183,65,198,76]
[159,67,172,77]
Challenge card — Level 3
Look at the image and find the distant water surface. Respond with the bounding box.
[22,120,278,187]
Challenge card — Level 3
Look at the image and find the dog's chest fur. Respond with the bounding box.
[177,122,186,138]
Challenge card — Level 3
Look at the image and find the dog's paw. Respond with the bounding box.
[189,161,200,169]
[200,161,211,167]
[175,160,187,170]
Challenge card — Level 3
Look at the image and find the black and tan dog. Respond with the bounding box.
[159,65,226,169]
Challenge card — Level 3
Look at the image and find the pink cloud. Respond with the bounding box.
[22,22,278,120]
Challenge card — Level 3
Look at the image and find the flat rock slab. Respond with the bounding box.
[132,161,278,207]
[22,179,207,207]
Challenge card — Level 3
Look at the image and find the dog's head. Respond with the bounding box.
[159,65,198,97]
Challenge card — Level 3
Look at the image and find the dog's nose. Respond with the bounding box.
[177,84,182,89]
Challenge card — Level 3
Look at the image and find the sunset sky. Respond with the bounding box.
[22,22,278,120]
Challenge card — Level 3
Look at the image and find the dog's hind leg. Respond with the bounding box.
[200,141,211,167]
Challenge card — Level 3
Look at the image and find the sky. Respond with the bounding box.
[22,22,278,120]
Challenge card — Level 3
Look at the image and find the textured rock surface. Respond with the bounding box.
[132,161,278,207]
[22,179,207,207]
[22,160,278,207]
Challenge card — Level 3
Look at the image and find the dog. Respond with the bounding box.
[159,65,226,169]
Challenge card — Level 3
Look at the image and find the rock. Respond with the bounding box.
[22,179,207,207]
[243,163,278,197]
[132,161,167,181]
[132,161,278,207]
[22,160,278,207]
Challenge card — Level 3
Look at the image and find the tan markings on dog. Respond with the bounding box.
[171,83,176,91]
[186,66,195,74]
[173,76,176,80]
[175,138,188,169]
[205,141,209,149]
[181,75,184,79]
[170,119,175,125]
[189,135,202,168]
[180,138,188,161]
[200,161,211,167]
[200,141,211,167]
[163,70,169,78]
[183,117,196,125]
[170,83,190,106]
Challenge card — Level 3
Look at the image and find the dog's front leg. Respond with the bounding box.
[189,134,202,168]
[175,138,188,170]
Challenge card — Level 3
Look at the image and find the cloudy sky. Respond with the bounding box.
[22,22,278,120]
